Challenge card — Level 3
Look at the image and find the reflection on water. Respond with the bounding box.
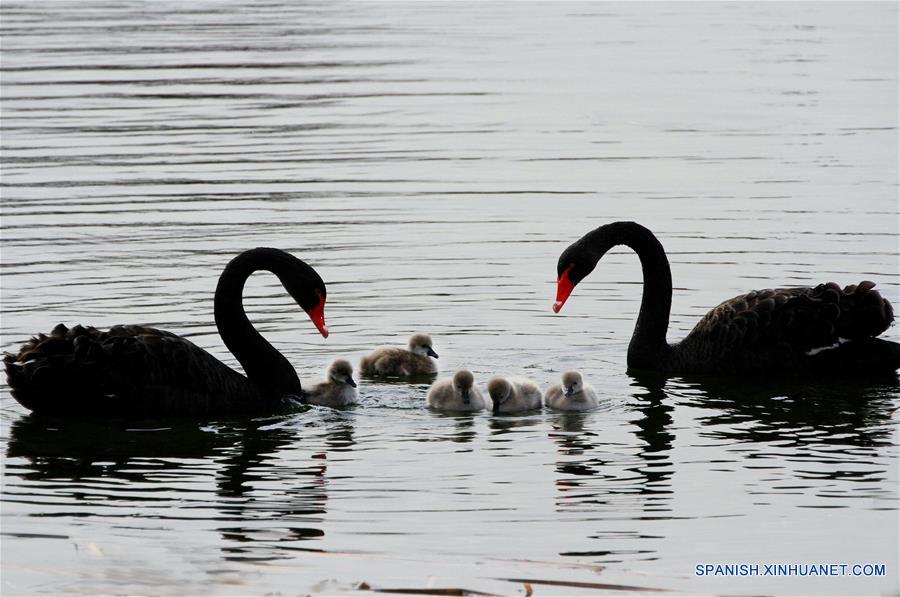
[1,0,898,594]
[628,376,675,508]
[6,415,332,562]
[684,376,897,449]
[3,374,898,593]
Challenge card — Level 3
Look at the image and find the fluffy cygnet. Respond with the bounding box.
[359,333,439,377]
[487,376,542,414]
[427,369,486,412]
[303,359,358,408]
[544,370,598,411]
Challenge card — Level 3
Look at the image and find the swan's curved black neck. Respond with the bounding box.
[214,248,311,399]
[576,222,673,369]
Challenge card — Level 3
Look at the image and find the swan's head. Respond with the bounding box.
[553,244,598,313]
[554,222,655,312]
[409,334,438,358]
[223,248,330,338]
[555,224,639,312]
[561,370,583,396]
[328,359,356,387]
[452,369,475,404]
[276,251,329,338]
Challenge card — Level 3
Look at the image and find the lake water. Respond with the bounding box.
[1,2,898,594]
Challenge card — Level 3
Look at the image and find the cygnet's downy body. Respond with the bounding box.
[544,370,598,411]
[487,376,542,414]
[427,369,486,412]
[303,359,358,408]
[359,333,438,377]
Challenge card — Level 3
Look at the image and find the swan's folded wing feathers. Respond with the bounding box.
[6,324,253,414]
[100,329,258,413]
[101,329,247,397]
[683,281,894,357]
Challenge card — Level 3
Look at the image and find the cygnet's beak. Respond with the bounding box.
[426,346,439,358]
[462,388,470,404]
[564,385,575,397]
[347,377,357,388]
[553,265,575,313]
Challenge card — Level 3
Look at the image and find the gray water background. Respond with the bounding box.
[1,2,898,594]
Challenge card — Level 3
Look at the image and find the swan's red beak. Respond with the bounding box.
[308,292,329,338]
[553,265,575,313]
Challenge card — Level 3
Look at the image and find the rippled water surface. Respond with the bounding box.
[2,2,898,595]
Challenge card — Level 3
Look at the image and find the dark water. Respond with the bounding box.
[1,2,898,594]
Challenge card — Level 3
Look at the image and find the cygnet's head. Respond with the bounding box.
[409,333,438,358]
[487,376,513,413]
[329,359,357,387]
[561,370,583,396]
[452,369,475,404]
[487,377,512,403]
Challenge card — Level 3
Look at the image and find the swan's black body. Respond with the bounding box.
[555,222,900,376]
[4,248,328,416]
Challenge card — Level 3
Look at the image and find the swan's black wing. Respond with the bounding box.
[4,324,259,415]
[676,281,895,372]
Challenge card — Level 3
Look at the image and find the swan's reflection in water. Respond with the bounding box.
[5,412,357,562]
[626,376,676,513]
[6,415,248,482]
[550,378,675,502]
[547,373,898,563]
[218,415,356,561]
[548,381,676,510]
[678,375,898,447]
[671,375,899,503]
[546,403,672,563]
[4,374,896,583]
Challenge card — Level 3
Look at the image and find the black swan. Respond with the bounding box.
[552,221,900,375]
[3,248,329,416]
